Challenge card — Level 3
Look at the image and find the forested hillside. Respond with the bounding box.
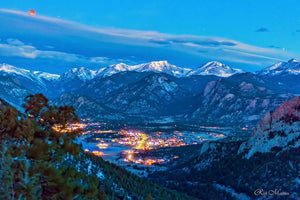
[0,94,194,200]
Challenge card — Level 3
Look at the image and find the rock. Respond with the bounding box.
[238,96,300,158]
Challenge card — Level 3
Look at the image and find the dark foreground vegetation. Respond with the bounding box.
[0,94,195,200]
[150,140,300,200]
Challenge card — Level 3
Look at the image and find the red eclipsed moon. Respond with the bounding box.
[28,9,36,16]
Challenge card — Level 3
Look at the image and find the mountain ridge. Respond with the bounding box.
[0,60,243,81]
[3,59,300,81]
[188,61,242,77]
[257,58,300,76]
[0,59,299,126]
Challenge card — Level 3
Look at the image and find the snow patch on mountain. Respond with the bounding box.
[96,63,133,78]
[61,67,96,81]
[0,63,34,80]
[96,61,191,77]
[94,60,240,78]
[33,71,60,80]
[134,61,191,77]
[188,61,241,77]
[257,59,300,76]
[0,63,60,83]
[1,60,243,83]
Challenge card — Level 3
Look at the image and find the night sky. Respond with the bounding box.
[0,1,299,73]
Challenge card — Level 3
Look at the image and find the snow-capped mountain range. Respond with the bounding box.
[1,58,299,85]
[134,61,192,77]
[0,63,60,83]
[257,59,300,76]
[99,61,240,78]
[59,59,300,80]
[0,59,299,126]
[0,60,242,83]
[63,61,192,79]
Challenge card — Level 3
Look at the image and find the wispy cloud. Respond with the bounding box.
[148,38,171,45]
[0,39,81,61]
[6,38,24,46]
[0,9,298,71]
[90,57,111,64]
[0,39,131,66]
[0,9,69,25]
[190,39,236,47]
[268,45,281,49]
[255,27,269,32]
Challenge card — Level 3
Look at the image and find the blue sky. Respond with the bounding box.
[0,1,299,73]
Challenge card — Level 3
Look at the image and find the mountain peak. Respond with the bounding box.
[136,60,172,70]
[202,61,224,68]
[111,63,130,70]
[288,58,298,63]
[71,67,91,73]
[149,60,170,66]
[107,63,136,71]
[258,59,300,76]
[62,67,96,80]
[188,61,241,77]
[93,60,244,78]
[33,71,60,80]
[134,61,191,77]
[0,63,61,92]
[96,63,133,78]
[0,63,31,75]
[0,63,51,82]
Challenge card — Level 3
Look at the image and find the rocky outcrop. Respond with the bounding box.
[190,77,291,126]
[238,96,300,158]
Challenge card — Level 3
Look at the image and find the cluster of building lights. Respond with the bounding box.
[200,126,222,130]
[123,150,165,166]
[117,130,188,151]
[84,149,106,156]
[91,151,105,156]
[114,130,192,166]
[89,129,226,166]
[52,123,88,133]
[96,142,109,149]
[66,120,228,167]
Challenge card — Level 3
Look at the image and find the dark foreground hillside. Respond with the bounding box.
[0,94,194,200]
[149,97,300,200]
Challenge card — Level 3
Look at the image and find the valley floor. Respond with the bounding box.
[76,120,251,177]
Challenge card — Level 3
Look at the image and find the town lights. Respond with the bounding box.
[91,151,105,156]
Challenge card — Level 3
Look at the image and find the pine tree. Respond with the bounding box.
[0,94,104,199]
[98,187,107,200]
[144,194,153,200]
